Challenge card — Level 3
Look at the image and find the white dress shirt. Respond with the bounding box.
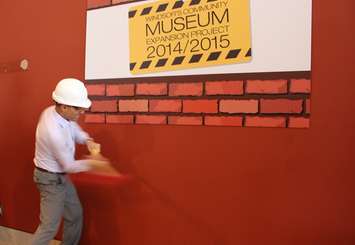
[34,105,90,173]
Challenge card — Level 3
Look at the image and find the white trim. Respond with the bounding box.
[85,0,312,79]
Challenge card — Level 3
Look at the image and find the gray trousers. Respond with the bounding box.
[32,168,83,245]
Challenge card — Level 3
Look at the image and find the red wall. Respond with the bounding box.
[1,0,355,245]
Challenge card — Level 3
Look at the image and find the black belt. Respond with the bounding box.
[35,166,66,175]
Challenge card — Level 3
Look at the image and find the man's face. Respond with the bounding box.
[61,105,86,121]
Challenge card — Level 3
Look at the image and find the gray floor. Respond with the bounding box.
[0,226,60,245]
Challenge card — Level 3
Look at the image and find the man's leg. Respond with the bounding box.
[61,177,83,245]
[32,170,65,245]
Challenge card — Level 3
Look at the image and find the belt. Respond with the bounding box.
[35,166,66,175]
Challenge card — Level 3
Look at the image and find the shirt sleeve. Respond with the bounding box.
[47,125,91,173]
[71,122,91,144]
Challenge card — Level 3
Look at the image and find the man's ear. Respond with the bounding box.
[58,104,68,112]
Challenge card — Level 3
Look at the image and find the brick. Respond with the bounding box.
[107,84,135,96]
[205,116,243,126]
[91,100,117,112]
[136,83,167,95]
[220,100,258,113]
[149,100,181,112]
[260,99,303,114]
[87,0,111,9]
[290,79,311,93]
[246,79,287,94]
[306,99,311,114]
[119,100,148,112]
[245,116,286,128]
[86,84,105,96]
[136,115,166,125]
[84,114,105,123]
[183,100,218,113]
[168,116,202,125]
[112,0,131,4]
[289,117,310,128]
[205,81,243,95]
[106,115,134,124]
[169,82,203,96]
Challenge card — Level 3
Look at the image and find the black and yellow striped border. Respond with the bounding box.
[130,48,252,71]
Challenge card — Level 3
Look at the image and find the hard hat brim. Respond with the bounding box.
[52,92,92,109]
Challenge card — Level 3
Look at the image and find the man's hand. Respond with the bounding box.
[86,139,101,155]
[85,139,120,175]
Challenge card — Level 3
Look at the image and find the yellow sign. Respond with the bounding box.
[129,0,252,74]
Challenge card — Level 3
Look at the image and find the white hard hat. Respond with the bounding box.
[52,78,91,108]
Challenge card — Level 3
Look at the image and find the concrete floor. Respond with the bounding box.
[0,226,60,245]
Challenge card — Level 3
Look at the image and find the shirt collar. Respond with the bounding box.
[51,105,70,128]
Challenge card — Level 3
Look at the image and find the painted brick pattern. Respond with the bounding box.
[290,79,311,93]
[246,80,287,94]
[119,100,148,112]
[85,78,311,128]
[84,113,105,123]
[306,99,311,114]
[149,100,181,112]
[111,0,131,5]
[136,115,166,125]
[245,116,286,128]
[91,100,117,112]
[106,115,134,124]
[86,84,105,96]
[205,116,243,127]
[137,83,167,95]
[288,117,310,128]
[183,100,218,113]
[168,116,202,126]
[87,0,111,9]
[260,99,303,114]
[220,100,258,114]
[88,0,132,9]
[169,82,203,96]
[107,84,134,96]
[206,81,243,95]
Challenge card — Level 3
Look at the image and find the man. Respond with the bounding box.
[32,78,111,245]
